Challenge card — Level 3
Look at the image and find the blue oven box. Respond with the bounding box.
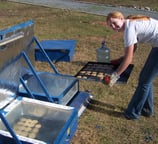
[0,20,81,144]
[35,40,77,62]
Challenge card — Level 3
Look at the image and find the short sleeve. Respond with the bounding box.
[124,21,138,48]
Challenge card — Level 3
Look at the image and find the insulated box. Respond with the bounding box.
[35,40,77,62]
[0,97,78,144]
[0,20,89,144]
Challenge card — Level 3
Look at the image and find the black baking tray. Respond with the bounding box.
[75,62,134,83]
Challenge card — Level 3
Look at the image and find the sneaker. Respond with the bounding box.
[141,111,152,117]
[123,113,138,120]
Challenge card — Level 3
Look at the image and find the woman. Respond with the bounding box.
[106,11,158,120]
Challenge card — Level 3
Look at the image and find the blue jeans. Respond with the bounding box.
[125,47,158,119]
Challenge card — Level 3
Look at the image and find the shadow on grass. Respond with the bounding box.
[71,61,87,66]
[87,99,125,119]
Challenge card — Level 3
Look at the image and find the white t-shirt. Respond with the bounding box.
[124,18,158,48]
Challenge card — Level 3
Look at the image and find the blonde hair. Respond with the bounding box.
[126,15,150,20]
[106,11,124,23]
[106,11,150,22]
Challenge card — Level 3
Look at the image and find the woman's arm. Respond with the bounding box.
[116,44,136,75]
[106,43,137,87]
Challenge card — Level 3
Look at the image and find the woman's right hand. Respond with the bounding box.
[110,56,124,65]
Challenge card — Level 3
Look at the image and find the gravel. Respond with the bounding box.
[9,0,158,19]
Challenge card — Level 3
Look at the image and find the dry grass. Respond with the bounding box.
[0,1,158,144]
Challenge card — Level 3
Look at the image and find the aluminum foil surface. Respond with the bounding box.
[0,97,77,143]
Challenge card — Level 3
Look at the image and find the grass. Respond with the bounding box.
[0,1,158,144]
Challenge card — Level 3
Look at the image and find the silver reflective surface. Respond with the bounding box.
[0,92,15,109]
[0,21,34,87]
[19,73,79,104]
[0,98,74,143]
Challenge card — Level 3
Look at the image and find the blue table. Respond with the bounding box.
[35,40,77,62]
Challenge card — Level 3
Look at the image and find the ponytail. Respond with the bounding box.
[107,11,150,22]
[126,15,150,20]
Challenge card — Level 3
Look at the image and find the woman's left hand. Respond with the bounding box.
[103,72,120,87]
